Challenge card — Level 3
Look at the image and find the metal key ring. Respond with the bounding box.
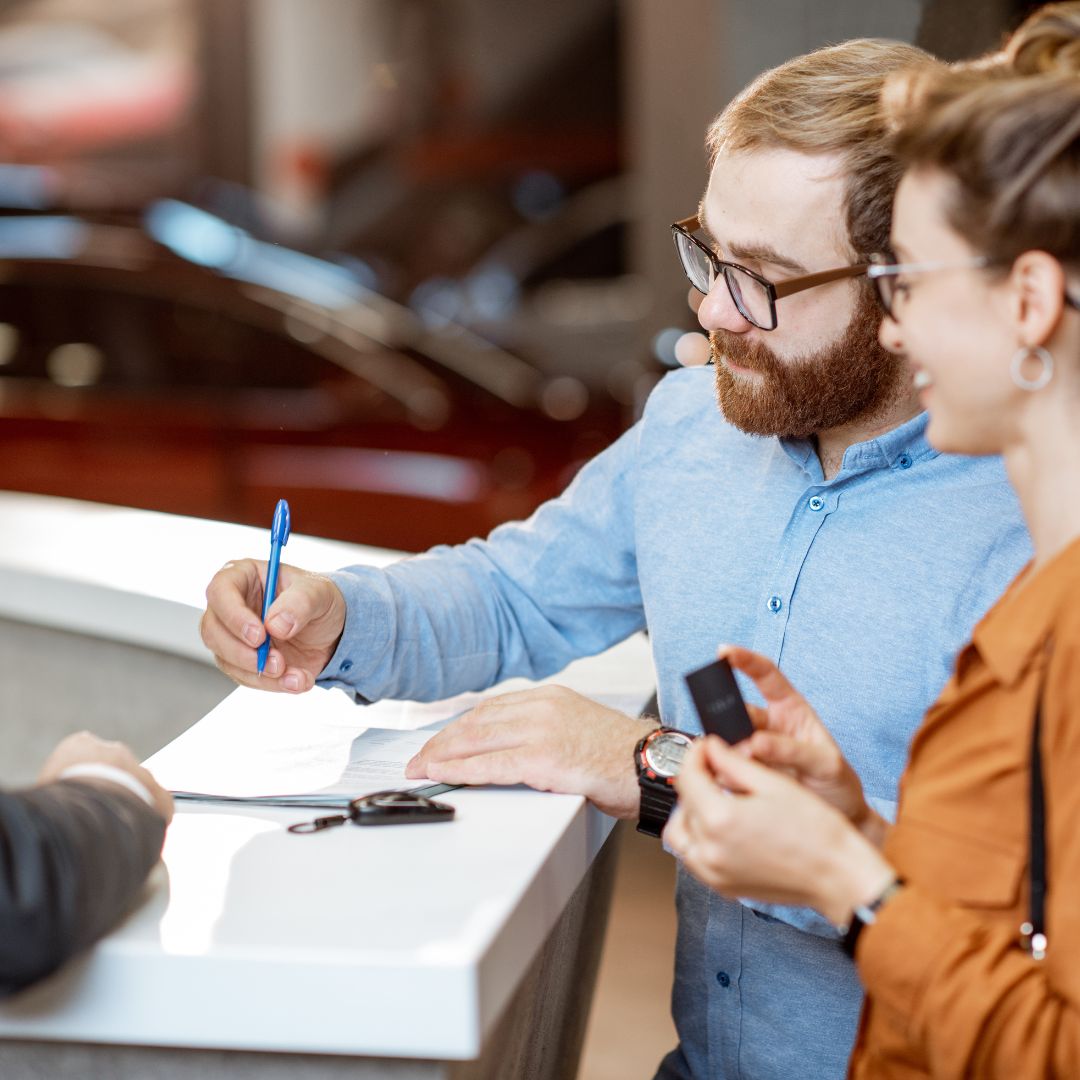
[287,814,347,835]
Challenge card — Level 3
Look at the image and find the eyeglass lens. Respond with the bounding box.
[674,230,714,294]
[674,230,776,329]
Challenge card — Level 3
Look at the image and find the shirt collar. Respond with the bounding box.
[779,410,936,480]
[971,536,1080,687]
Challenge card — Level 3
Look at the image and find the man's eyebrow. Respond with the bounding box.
[695,206,807,276]
[726,242,807,276]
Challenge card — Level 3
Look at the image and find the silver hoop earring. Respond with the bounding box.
[1010,345,1054,392]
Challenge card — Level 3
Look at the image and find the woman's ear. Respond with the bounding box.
[1010,251,1069,348]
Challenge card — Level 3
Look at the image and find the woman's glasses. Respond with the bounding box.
[868,252,1080,320]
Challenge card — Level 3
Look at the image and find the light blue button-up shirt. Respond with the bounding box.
[320,366,1030,1079]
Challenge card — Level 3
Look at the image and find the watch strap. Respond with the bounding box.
[841,876,904,958]
[637,782,676,838]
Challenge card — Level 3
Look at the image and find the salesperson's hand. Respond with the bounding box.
[664,736,894,926]
[201,559,347,693]
[38,731,175,823]
[404,685,657,819]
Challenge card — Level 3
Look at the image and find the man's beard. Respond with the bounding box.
[711,292,907,439]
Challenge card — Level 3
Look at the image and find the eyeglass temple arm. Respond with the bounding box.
[772,264,869,299]
[672,215,866,296]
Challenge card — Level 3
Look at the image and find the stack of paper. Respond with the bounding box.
[144,686,481,808]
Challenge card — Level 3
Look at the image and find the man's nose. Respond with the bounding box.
[696,276,754,334]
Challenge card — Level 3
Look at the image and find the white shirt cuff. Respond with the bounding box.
[58,763,156,809]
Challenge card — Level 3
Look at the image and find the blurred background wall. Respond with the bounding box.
[0,0,1048,553]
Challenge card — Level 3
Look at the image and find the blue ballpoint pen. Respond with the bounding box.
[256,498,291,675]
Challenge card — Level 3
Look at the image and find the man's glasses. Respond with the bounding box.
[671,215,868,331]
[868,251,1080,320]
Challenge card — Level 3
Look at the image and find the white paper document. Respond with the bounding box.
[144,686,479,808]
[144,656,654,809]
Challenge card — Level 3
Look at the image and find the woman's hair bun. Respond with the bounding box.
[1007,2,1080,76]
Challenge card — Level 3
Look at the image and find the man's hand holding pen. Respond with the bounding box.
[201,559,347,693]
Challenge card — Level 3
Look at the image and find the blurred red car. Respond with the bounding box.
[0,205,625,551]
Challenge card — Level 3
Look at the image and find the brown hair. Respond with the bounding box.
[706,40,936,263]
[887,2,1080,272]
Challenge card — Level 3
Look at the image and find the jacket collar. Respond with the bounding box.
[971,536,1080,687]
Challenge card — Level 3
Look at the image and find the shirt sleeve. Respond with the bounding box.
[855,645,1080,1078]
[316,418,646,703]
[57,763,155,808]
[0,779,166,997]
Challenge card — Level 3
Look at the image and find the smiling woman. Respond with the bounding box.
[665,5,1080,1078]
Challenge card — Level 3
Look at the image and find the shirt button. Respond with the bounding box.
[808,496,825,512]
[716,971,731,988]
[767,596,782,613]
[897,454,913,469]
[340,660,353,672]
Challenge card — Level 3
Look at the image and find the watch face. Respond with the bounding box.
[644,732,691,778]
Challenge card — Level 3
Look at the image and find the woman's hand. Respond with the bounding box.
[664,736,895,926]
[720,645,876,833]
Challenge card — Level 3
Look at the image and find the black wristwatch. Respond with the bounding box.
[840,876,905,957]
[635,727,693,838]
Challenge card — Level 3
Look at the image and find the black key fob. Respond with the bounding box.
[349,790,456,826]
[684,658,754,744]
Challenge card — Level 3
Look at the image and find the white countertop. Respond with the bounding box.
[0,492,657,1059]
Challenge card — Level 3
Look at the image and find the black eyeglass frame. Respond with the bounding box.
[671,215,869,331]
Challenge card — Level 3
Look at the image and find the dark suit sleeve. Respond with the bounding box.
[0,779,166,996]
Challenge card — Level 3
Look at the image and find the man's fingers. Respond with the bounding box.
[212,654,307,693]
[201,608,272,675]
[462,685,574,719]
[423,750,534,789]
[264,570,333,640]
[204,559,268,648]
[408,718,524,774]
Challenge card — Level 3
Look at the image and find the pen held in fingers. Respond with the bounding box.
[256,499,291,675]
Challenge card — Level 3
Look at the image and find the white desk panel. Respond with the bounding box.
[0,493,656,1061]
[0,791,610,1059]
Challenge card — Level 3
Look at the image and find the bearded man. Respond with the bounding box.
[201,39,1030,1079]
